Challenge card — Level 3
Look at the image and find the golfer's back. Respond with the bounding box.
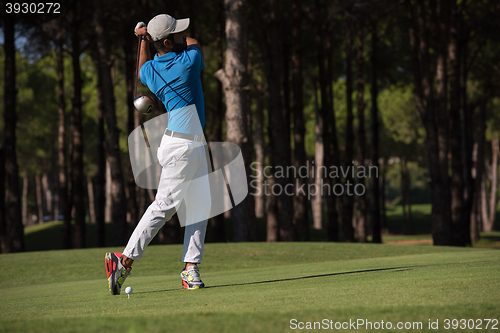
[140,46,205,135]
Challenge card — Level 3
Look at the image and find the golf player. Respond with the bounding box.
[105,14,210,294]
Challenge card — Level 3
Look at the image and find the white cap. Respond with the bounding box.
[147,14,190,41]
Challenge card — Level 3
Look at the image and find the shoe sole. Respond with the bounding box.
[182,279,204,290]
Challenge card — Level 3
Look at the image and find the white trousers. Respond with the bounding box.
[123,134,210,264]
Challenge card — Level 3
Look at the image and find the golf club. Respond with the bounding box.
[134,36,154,115]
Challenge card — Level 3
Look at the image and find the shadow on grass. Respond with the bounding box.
[135,266,413,294]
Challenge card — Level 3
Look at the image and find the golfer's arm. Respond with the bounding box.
[138,40,151,81]
[187,37,204,58]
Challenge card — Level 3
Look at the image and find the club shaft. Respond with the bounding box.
[134,37,142,98]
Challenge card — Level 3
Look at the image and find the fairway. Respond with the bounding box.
[0,243,498,332]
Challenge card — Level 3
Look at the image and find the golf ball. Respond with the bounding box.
[125,287,133,294]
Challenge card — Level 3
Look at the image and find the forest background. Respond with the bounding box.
[1,0,499,253]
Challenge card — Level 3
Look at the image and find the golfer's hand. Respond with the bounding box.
[134,22,152,42]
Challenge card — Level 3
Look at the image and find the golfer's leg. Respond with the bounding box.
[123,201,176,261]
[124,136,200,262]
[182,220,208,263]
[182,142,211,264]
[123,171,191,261]
[181,181,210,263]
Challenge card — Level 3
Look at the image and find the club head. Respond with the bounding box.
[134,95,154,115]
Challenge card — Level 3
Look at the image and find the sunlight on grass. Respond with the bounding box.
[0,243,498,332]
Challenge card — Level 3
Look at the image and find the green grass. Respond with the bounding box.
[475,231,500,249]
[0,243,498,332]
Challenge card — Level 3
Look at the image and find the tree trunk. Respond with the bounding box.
[313,0,327,233]
[94,1,128,246]
[138,187,147,221]
[314,0,339,242]
[215,0,256,242]
[311,78,323,230]
[370,21,381,244]
[426,0,451,246]
[461,33,474,245]
[282,15,292,171]
[56,24,71,249]
[158,214,181,244]
[105,158,112,223]
[430,0,463,245]
[433,0,449,218]
[147,190,155,205]
[351,200,357,234]
[342,9,355,242]
[67,114,74,221]
[401,159,408,226]
[356,23,367,243]
[481,170,489,230]
[448,0,466,246]
[71,6,86,249]
[417,0,450,245]
[209,0,226,242]
[266,166,279,242]
[406,164,413,234]
[0,148,8,253]
[36,174,44,224]
[291,0,308,241]
[213,0,225,143]
[486,138,499,232]
[42,172,52,220]
[471,99,486,242]
[262,40,279,242]
[53,192,60,219]
[380,158,387,233]
[253,92,266,219]
[405,0,451,245]
[3,13,24,252]
[22,175,28,225]
[95,65,106,247]
[87,176,96,223]
[401,156,414,234]
[470,141,479,243]
[52,169,59,219]
[265,0,294,241]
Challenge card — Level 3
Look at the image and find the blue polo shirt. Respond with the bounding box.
[140,47,205,135]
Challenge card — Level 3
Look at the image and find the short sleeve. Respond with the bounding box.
[139,60,153,86]
[185,47,205,73]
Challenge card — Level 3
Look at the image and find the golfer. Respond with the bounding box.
[105,14,210,295]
